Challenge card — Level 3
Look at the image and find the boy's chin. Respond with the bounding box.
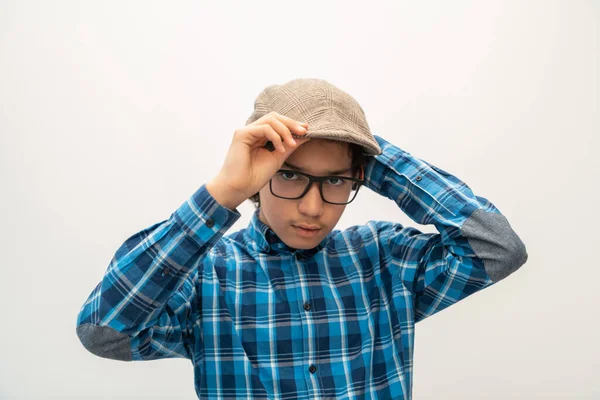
[284,236,321,250]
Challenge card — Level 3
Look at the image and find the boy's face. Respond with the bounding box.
[258,139,358,250]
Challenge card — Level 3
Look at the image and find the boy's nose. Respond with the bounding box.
[298,182,324,217]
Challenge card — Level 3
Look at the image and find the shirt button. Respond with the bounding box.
[268,235,277,244]
[206,218,214,228]
[303,302,311,311]
[416,175,422,181]
[296,253,306,260]
[308,365,317,374]
[162,267,170,276]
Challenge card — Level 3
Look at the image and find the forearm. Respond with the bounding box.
[365,135,528,281]
[76,183,241,360]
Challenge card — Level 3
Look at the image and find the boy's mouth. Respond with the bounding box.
[293,225,322,237]
[294,224,321,230]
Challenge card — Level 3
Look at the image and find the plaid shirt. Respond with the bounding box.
[77,135,528,399]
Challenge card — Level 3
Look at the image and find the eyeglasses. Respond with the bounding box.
[269,169,364,205]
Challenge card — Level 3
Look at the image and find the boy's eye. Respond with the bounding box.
[327,177,346,186]
[280,171,298,180]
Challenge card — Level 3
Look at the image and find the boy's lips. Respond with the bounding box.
[294,224,321,230]
[293,224,323,237]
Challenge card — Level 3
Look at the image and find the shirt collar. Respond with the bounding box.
[244,208,332,256]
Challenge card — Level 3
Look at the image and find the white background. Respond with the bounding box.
[1,1,598,398]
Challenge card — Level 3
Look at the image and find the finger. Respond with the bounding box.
[263,125,286,153]
[274,112,309,137]
[266,115,300,148]
[239,124,282,151]
[256,111,308,138]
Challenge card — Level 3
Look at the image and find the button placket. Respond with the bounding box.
[293,250,317,387]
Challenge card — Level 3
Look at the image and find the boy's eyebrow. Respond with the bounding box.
[282,161,352,175]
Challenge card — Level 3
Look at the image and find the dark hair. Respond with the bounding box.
[249,141,369,208]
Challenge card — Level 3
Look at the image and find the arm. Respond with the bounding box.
[76,184,241,361]
[365,135,528,322]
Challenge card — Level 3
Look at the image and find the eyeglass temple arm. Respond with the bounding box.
[350,166,365,191]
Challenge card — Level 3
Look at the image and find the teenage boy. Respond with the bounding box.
[77,78,528,399]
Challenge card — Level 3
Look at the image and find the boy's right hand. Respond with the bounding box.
[206,111,311,210]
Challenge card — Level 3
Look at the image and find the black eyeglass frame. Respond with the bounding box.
[269,169,364,205]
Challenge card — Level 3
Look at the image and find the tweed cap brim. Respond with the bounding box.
[245,78,382,156]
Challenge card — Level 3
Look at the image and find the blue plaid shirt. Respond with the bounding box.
[77,135,528,399]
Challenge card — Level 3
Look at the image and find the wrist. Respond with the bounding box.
[206,178,246,210]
